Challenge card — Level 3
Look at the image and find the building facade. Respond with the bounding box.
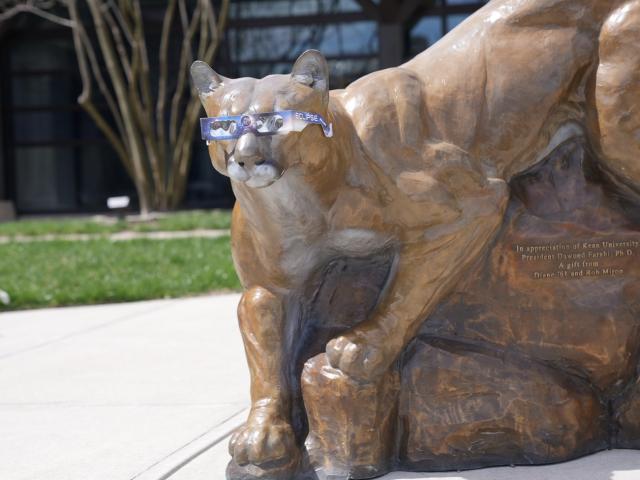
[0,0,487,215]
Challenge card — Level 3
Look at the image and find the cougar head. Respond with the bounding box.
[191,50,330,189]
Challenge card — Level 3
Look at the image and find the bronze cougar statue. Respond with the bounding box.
[191,0,640,478]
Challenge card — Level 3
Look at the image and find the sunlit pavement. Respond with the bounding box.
[0,294,248,480]
[1,296,640,480]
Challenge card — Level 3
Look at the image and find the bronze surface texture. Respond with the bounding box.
[191,1,640,478]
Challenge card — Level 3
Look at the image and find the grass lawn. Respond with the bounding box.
[0,236,241,310]
[0,209,232,237]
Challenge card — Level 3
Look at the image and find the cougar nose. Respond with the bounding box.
[235,133,264,168]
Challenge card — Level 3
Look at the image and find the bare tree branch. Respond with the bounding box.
[169,0,201,146]
[106,0,133,45]
[132,0,165,197]
[202,0,229,65]
[85,0,152,213]
[177,0,188,36]
[204,0,217,42]
[3,0,229,213]
[156,0,177,180]
[78,31,128,146]
[64,0,130,176]
[102,4,132,81]
[132,0,152,114]
[168,0,230,207]
[0,0,74,27]
[197,0,208,59]
[169,97,201,207]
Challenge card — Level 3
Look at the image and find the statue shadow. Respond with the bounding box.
[381,450,640,480]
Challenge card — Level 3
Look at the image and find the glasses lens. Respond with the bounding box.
[266,115,284,132]
[209,121,225,138]
[256,116,269,133]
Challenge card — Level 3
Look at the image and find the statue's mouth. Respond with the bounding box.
[228,159,282,188]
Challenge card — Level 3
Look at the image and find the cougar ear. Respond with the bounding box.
[190,60,223,97]
[291,50,329,94]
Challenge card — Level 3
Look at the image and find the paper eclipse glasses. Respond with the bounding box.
[200,110,333,142]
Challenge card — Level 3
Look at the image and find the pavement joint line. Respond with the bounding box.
[129,406,249,480]
[0,402,246,408]
[0,300,176,360]
[0,229,231,244]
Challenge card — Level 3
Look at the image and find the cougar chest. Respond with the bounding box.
[264,177,392,281]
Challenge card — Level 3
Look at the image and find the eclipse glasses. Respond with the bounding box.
[200,110,333,142]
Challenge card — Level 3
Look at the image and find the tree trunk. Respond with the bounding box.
[136,182,152,216]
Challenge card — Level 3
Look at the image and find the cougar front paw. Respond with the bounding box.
[326,332,391,382]
[229,413,298,469]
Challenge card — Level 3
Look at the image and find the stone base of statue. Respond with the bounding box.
[297,138,640,478]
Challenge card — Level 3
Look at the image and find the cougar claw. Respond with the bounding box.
[229,415,298,469]
[326,333,389,382]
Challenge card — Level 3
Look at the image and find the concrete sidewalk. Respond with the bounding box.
[0,294,248,480]
[2,295,640,480]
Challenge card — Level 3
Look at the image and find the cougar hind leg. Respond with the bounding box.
[594,1,640,188]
